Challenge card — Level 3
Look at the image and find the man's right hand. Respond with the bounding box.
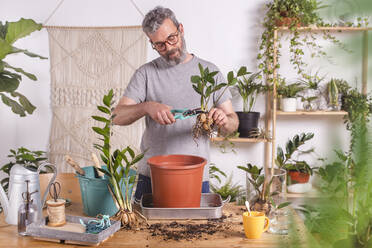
[144,101,176,125]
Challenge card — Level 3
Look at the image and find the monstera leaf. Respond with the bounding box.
[0,18,46,117]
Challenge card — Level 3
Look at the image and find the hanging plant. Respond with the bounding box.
[257,0,350,84]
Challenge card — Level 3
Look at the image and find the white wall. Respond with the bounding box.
[1,0,356,187]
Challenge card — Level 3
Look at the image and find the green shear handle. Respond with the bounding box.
[171,108,205,120]
[171,108,190,120]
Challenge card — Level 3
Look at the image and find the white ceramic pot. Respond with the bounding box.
[281,98,297,112]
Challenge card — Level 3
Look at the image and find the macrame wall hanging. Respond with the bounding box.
[46,26,147,173]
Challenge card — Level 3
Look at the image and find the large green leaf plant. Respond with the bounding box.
[92,89,146,228]
[0,18,47,117]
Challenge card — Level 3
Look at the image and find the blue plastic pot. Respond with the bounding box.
[76,166,135,217]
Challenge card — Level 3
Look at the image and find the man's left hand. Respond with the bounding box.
[208,108,228,129]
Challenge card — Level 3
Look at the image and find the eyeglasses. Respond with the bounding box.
[150,30,180,52]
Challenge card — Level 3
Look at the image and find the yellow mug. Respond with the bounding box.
[242,211,270,239]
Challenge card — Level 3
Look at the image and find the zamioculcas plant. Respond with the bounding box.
[190,63,238,139]
[234,67,263,113]
[237,163,290,215]
[0,18,47,116]
[276,132,316,183]
[92,89,146,227]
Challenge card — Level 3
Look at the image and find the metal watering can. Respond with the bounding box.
[0,162,57,225]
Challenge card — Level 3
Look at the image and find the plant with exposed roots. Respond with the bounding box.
[92,89,147,228]
[190,63,241,140]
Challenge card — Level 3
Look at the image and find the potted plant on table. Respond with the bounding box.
[277,79,304,112]
[0,18,47,116]
[0,147,50,212]
[237,164,290,215]
[78,89,146,228]
[234,67,265,137]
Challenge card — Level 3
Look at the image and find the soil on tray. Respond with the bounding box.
[147,215,232,241]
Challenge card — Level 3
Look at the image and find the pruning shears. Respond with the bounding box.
[171,108,206,120]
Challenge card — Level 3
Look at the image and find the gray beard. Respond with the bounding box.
[162,35,187,66]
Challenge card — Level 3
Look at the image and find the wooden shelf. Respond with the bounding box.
[287,187,320,199]
[211,137,269,143]
[277,26,372,31]
[276,110,347,116]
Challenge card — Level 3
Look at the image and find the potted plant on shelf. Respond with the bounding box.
[297,71,326,111]
[276,132,317,192]
[0,18,47,117]
[277,79,304,112]
[326,78,350,111]
[234,67,265,137]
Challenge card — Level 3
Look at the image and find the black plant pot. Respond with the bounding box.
[237,111,260,138]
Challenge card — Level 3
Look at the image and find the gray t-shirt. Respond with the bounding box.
[123,55,231,181]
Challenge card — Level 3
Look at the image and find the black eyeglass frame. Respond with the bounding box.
[150,27,180,52]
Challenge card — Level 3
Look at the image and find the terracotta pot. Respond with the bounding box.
[288,171,310,184]
[148,154,207,208]
[275,17,301,27]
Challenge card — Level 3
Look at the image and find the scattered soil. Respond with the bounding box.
[147,215,232,241]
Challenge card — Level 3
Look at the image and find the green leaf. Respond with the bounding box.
[103,89,113,107]
[227,71,234,84]
[191,75,201,84]
[0,93,25,116]
[130,153,145,166]
[0,73,20,92]
[92,115,110,123]
[277,202,291,209]
[198,63,204,78]
[0,38,12,60]
[92,127,109,138]
[237,66,248,77]
[5,18,42,44]
[192,84,201,95]
[127,146,135,159]
[97,105,110,114]
[10,47,47,59]
[4,62,37,80]
[11,91,36,114]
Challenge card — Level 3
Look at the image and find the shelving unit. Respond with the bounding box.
[276,110,347,116]
[270,26,371,172]
[211,137,269,143]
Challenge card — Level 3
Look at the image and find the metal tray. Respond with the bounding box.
[140,193,230,219]
[26,215,121,245]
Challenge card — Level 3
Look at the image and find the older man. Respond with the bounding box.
[113,6,238,201]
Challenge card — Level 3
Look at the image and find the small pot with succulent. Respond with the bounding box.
[234,67,265,137]
[190,63,237,139]
[276,132,317,192]
[277,78,304,112]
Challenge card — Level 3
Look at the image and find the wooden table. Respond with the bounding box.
[0,173,301,248]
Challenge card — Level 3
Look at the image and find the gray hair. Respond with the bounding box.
[142,6,180,34]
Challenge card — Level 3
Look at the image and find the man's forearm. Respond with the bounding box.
[112,102,148,126]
